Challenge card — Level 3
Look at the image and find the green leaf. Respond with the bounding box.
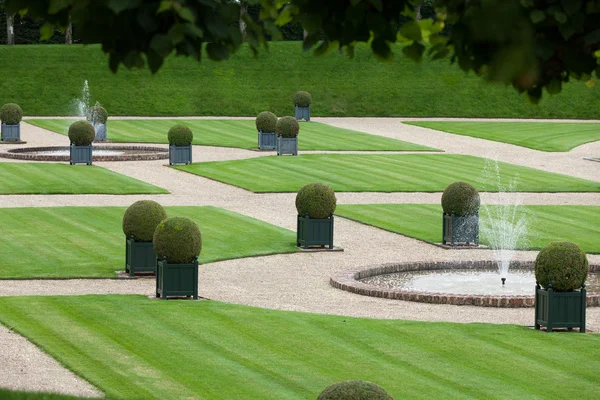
[554,11,567,24]
[156,1,174,14]
[526,87,542,104]
[146,50,164,74]
[176,7,195,23]
[398,21,422,42]
[584,29,600,45]
[546,79,562,95]
[520,0,534,7]
[402,42,425,62]
[39,22,55,41]
[206,42,230,61]
[368,0,383,12]
[48,0,70,15]
[560,0,581,15]
[530,10,546,23]
[167,23,186,44]
[149,34,173,57]
[108,0,141,15]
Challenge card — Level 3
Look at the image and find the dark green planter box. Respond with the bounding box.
[258,130,276,150]
[294,105,310,121]
[1,123,20,141]
[276,136,298,156]
[169,144,192,165]
[535,284,586,332]
[125,237,156,276]
[156,257,199,299]
[442,212,479,246]
[70,144,92,165]
[297,214,334,249]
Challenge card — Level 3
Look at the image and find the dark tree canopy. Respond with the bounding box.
[5,0,600,101]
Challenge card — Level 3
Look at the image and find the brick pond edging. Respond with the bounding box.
[0,145,169,162]
[330,260,600,308]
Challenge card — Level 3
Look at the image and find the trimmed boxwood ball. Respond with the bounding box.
[293,91,312,107]
[256,111,277,132]
[535,241,588,291]
[317,380,393,400]
[68,120,95,146]
[168,124,193,146]
[87,105,108,124]
[296,182,337,219]
[0,103,23,125]
[276,116,300,138]
[122,200,168,242]
[441,181,480,216]
[153,217,202,264]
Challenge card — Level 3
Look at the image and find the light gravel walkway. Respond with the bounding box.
[0,118,599,397]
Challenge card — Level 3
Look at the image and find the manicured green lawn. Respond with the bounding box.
[0,163,166,195]
[0,206,297,278]
[1,42,599,118]
[0,295,599,399]
[27,119,437,151]
[0,389,85,400]
[404,121,600,152]
[174,154,600,193]
[335,204,600,253]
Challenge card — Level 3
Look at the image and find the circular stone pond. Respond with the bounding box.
[330,260,600,308]
[0,145,168,162]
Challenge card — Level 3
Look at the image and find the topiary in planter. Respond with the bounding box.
[153,217,202,264]
[68,120,95,146]
[317,380,393,400]
[535,241,588,291]
[276,116,300,138]
[87,105,108,124]
[168,124,193,146]
[122,200,168,242]
[0,103,23,125]
[293,91,312,107]
[256,111,277,132]
[441,181,480,216]
[296,182,337,219]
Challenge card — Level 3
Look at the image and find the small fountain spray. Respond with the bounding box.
[74,80,90,117]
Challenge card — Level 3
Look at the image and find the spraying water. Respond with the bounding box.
[479,158,530,284]
[74,80,90,117]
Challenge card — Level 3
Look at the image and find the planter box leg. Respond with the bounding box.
[581,287,587,333]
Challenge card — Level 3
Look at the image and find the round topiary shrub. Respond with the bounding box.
[0,103,23,125]
[293,91,312,107]
[441,181,480,216]
[276,116,300,138]
[296,182,337,219]
[153,217,202,264]
[122,200,168,242]
[168,124,193,146]
[317,380,393,400]
[68,120,95,146]
[87,105,108,124]
[535,241,588,291]
[256,111,277,132]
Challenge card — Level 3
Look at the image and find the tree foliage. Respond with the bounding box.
[5,0,600,101]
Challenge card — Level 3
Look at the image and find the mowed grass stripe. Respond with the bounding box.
[0,163,166,195]
[27,119,438,152]
[175,154,600,193]
[335,204,600,253]
[0,206,297,278]
[0,295,599,399]
[405,121,600,152]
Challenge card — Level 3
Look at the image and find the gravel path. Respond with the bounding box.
[0,118,599,397]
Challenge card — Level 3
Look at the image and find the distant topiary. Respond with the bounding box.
[535,242,588,291]
[256,111,277,132]
[153,217,202,264]
[276,116,300,138]
[168,124,193,146]
[87,105,108,124]
[296,182,337,219]
[317,380,393,400]
[68,120,95,146]
[293,91,312,107]
[0,103,23,125]
[441,181,480,216]
[122,200,168,242]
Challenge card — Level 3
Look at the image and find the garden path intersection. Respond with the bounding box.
[0,118,599,397]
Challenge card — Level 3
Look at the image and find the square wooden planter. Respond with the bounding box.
[276,136,298,156]
[156,257,199,299]
[169,144,192,165]
[297,214,334,249]
[294,105,310,121]
[535,284,586,332]
[258,130,276,150]
[442,212,479,246]
[125,237,156,276]
[1,123,20,141]
[70,144,93,165]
